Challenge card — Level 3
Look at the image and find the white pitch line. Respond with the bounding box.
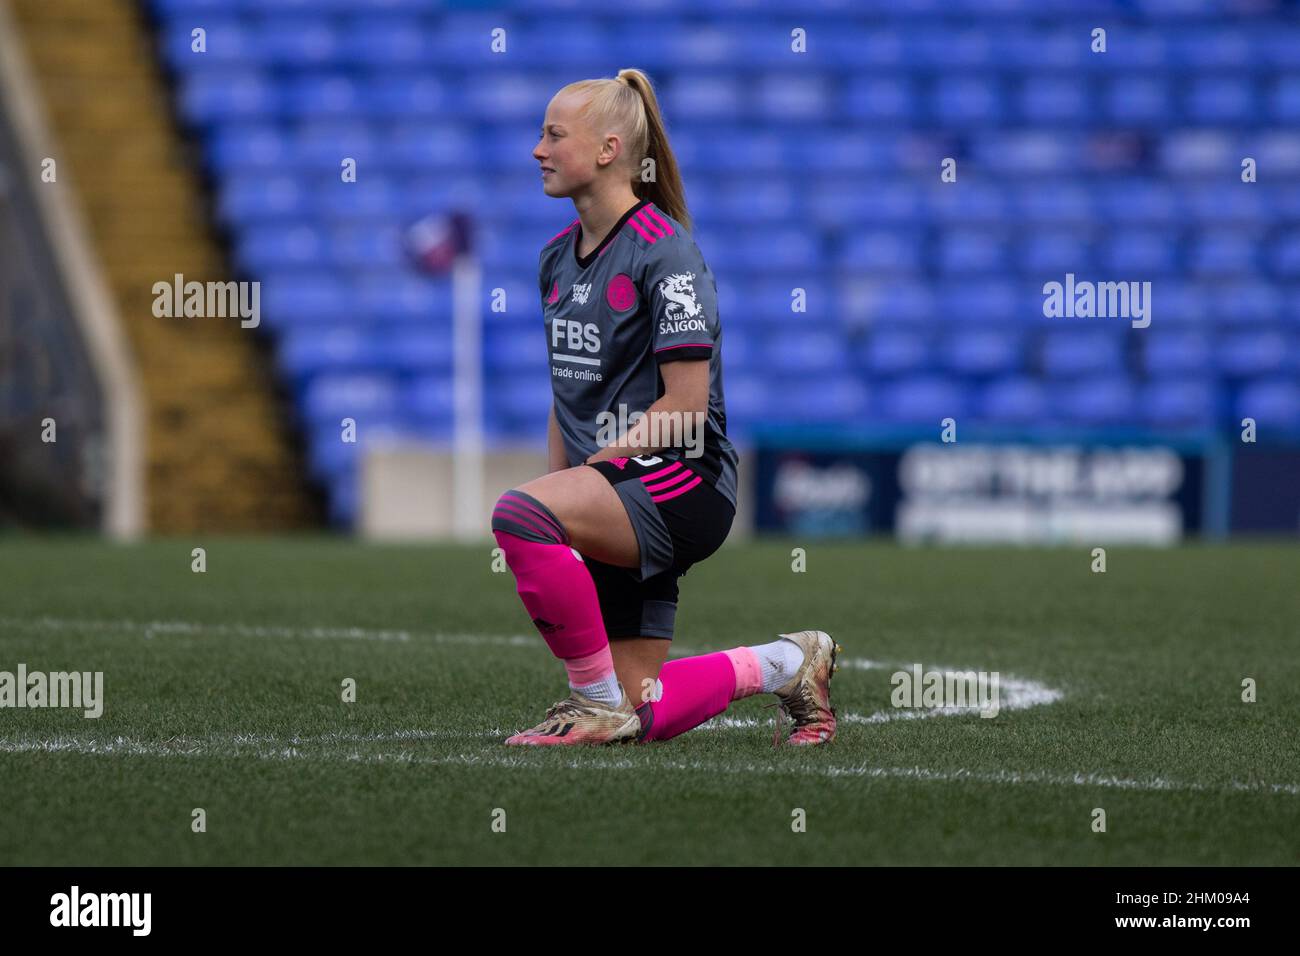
[0,732,1295,797]
[696,663,1062,729]
[0,614,1066,725]
[4,617,1289,796]
[0,615,539,647]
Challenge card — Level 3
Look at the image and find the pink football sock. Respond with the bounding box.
[638,647,763,741]
[491,491,616,690]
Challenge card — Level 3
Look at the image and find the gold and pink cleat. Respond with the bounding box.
[772,630,841,745]
[504,685,641,746]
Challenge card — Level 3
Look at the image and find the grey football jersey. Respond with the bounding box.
[539,197,738,508]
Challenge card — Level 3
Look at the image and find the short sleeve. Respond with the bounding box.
[645,237,718,363]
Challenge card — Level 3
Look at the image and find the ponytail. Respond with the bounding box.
[558,68,692,233]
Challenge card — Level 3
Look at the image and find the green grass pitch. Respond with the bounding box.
[0,537,1297,865]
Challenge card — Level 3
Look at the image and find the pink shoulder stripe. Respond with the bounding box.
[642,205,675,236]
[635,209,668,239]
[626,215,657,243]
[546,218,580,245]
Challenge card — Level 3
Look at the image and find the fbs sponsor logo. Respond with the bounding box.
[50,886,151,936]
[658,272,705,334]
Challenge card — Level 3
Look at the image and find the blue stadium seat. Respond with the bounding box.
[352,274,448,324]
[975,131,1082,174]
[207,124,290,172]
[160,21,253,69]
[485,321,547,373]
[721,375,766,429]
[405,374,455,425]
[148,0,1300,523]
[1097,233,1178,275]
[772,378,870,423]
[1188,233,1259,277]
[1018,232,1092,275]
[1041,330,1125,378]
[1017,77,1089,124]
[931,77,1004,127]
[302,373,400,426]
[979,377,1048,424]
[1161,131,1235,175]
[181,74,278,123]
[1236,378,1300,433]
[860,330,931,377]
[926,182,1004,225]
[843,78,916,123]
[1171,28,1253,70]
[761,331,849,376]
[1011,184,1092,225]
[1217,331,1291,377]
[217,175,306,225]
[364,75,451,119]
[1211,283,1284,324]
[255,19,340,67]
[1271,76,1300,123]
[1153,281,1213,325]
[938,281,1018,324]
[836,279,935,326]
[1142,331,1213,376]
[836,232,923,273]
[1055,377,1136,426]
[1185,77,1257,124]
[938,231,1008,275]
[941,328,1024,378]
[1097,180,1177,225]
[1140,381,1220,430]
[282,74,363,118]
[876,377,967,424]
[665,76,744,121]
[1270,233,1300,277]
[754,74,831,123]
[1105,77,1172,125]
[279,326,379,381]
[339,19,435,67]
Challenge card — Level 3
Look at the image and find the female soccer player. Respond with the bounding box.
[491,68,840,746]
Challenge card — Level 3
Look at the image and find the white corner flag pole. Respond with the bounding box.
[450,252,484,541]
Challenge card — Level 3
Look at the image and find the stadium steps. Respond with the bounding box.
[10,0,318,532]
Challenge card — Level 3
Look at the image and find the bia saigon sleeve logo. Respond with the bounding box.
[658,272,706,333]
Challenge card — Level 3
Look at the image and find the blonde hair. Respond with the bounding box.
[557,68,692,233]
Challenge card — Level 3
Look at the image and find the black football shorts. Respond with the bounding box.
[583,454,735,640]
